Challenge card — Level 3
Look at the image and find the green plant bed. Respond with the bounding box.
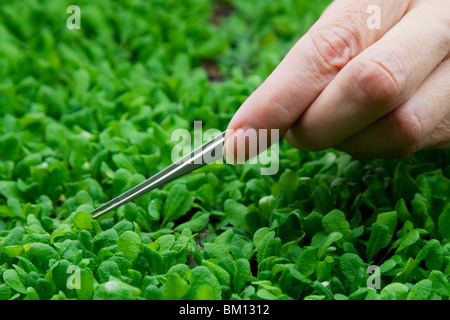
[0,0,449,301]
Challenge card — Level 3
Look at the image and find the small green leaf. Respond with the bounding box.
[78,229,94,252]
[74,211,93,229]
[416,239,443,270]
[0,284,12,300]
[202,260,230,287]
[393,162,419,203]
[411,194,434,232]
[117,231,141,261]
[163,273,189,300]
[186,266,221,300]
[195,285,216,300]
[162,184,193,226]
[224,199,248,232]
[256,231,275,263]
[3,245,24,258]
[94,277,141,300]
[276,169,298,204]
[24,243,59,272]
[340,253,365,282]
[144,285,163,300]
[294,246,318,276]
[429,270,450,297]
[233,259,251,293]
[75,268,95,300]
[174,212,209,232]
[97,260,122,283]
[35,278,54,300]
[322,209,352,239]
[0,205,15,219]
[93,229,118,253]
[2,269,27,294]
[203,243,231,260]
[396,229,420,253]
[112,153,137,174]
[379,283,409,300]
[24,287,40,300]
[148,198,162,221]
[253,227,271,247]
[407,279,432,300]
[317,231,343,258]
[142,245,164,275]
[155,234,175,253]
[438,206,450,240]
[366,223,390,260]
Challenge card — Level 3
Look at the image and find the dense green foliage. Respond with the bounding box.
[1,0,450,300]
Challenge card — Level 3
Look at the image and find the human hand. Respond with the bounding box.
[225,0,450,160]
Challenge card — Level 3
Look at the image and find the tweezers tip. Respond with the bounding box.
[91,208,108,219]
[91,213,102,219]
[90,206,105,219]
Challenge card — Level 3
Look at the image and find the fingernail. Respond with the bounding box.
[222,126,257,165]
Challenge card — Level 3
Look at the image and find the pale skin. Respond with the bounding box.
[225,0,450,160]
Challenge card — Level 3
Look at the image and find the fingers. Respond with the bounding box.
[334,56,450,157]
[420,115,450,150]
[287,2,450,151]
[224,0,411,161]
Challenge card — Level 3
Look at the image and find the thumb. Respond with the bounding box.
[224,0,410,162]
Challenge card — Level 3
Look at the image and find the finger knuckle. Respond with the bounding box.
[351,55,406,103]
[391,108,425,147]
[308,25,359,73]
[268,93,296,121]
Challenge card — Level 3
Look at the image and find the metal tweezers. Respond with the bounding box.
[90,131,226,219]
